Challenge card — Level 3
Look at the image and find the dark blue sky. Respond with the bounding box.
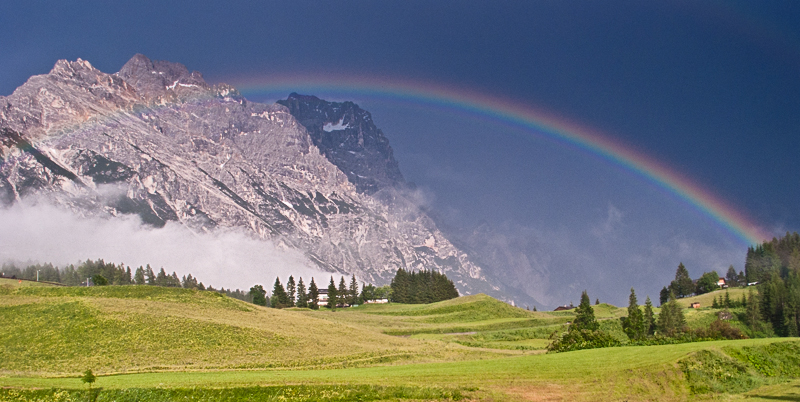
[1,1,798,304]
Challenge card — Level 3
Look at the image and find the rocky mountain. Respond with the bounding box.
[277,93,404,195]
[0,54,516,300]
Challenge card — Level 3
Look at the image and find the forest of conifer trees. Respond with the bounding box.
[389,268,459,304]
[744,231,800,337]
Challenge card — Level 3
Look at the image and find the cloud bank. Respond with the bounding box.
[0,200,329,291]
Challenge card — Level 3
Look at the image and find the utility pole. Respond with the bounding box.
[37,270,40,282]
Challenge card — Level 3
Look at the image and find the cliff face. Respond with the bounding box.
[277,93,404,195]
[0,54,497,295]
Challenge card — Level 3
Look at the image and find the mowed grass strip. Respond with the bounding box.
[5,339,799,401]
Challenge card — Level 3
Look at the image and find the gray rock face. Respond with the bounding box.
[278,93,404,195]
[0,54,504,298]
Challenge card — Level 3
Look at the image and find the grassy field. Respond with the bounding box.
[2,283,799,401]
[0,284,498,376]
[0,277,61,288]
[675,287,752,309]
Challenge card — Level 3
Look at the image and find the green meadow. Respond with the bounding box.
[2,279,799,401]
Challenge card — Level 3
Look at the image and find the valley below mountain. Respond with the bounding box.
[0,55,539,307]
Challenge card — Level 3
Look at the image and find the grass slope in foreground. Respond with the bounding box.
[0,283,493,375]
[3,283,800,401]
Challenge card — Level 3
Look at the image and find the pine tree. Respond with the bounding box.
[724,289,731,308]
[643,296,655,335]
[308,278,320,310]
[286,275,296,307]
[326,276,337,309]
[726,265,739,287]
[156,268,168,286]
[349,274,359,306]
[571,290,599,331]
[338,276,348,306]
[296,277,308,308]
[145,265,156,285]
[672,262,694,298]
[271,277,289,308]
[622,288,645,340]
[134,266,145,285]
[746,288,762,333]
[390,268,409,303]
[659,286,669,306]
[712,295,720,309]
[657,292,686,336]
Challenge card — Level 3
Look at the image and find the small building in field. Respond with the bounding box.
[717,278,727,288]
[690,302,701,309]
[554,304,575,311]
[317,289,329,305]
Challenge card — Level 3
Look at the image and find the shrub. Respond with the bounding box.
[547,328,620,353]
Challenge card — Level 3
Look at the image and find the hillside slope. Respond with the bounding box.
[0,284,488,375]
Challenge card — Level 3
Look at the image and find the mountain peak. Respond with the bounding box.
[116,54,211,100]
[278,94,404,194]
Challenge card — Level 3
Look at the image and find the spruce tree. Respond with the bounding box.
[659,286,669,306]
[643,296,655,335]
[622,288,645,340]
[156,268,168,286]
[326,276,337,309]
[145,265,156,285]
[571,290,599,331]
[296,277,308,308]
[746,288,762,333]
[657,292,686,336]
[286,275,296,307]
[308,277,320,310]
[134,266,145,285]
[338,276,348,306]
[349,274,359,305]
[672,262,694,298]
[391,268,409,303]
[271,277,289,308]
[726,265,739,287]
[724,289,731,308]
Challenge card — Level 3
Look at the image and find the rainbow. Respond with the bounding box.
[229,74,771,246]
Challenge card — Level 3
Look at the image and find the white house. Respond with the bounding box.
[317,289,329,304]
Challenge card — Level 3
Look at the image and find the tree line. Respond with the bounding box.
[250,274,393,310]
[0,259,256,301]
[251,268,459,310]
[743,232,800,337]
[389,268,459,304]
[658,262,748,303]
[657,232,800,337]
[548,287,746,353]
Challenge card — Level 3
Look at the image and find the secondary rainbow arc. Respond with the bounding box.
[229,74,770,246]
